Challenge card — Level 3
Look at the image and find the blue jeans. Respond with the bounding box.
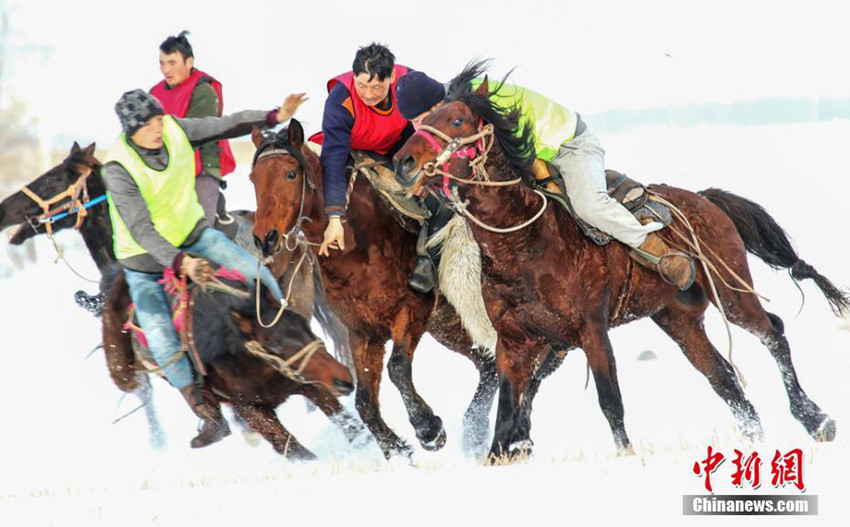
[124,228,283,389]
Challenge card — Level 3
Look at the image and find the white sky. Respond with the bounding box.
[4,0,850,145]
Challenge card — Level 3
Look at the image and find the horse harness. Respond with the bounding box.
[126,270,324,385]
[252,143,317,255]
[20,167,106,236]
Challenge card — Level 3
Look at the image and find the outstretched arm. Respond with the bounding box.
[178,93,309,147]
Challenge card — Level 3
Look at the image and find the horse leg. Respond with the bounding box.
[233,403,315,460]
[133,373,167,451]
[652,293,763,440]
[102,272,167,449]
[717,289,835,441]
[102,271,139,392]
[387,307,446,451]
[461,350,499,457]
[581,324,631,453]
[513,346,570,448]
[350,331,414,459]
[489,338,539,462]
[299,383,367,445]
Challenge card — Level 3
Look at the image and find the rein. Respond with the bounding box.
[19,168,105,284]
[20,169,100,236]
[416,123,523,193]
[244,338,325,384]
[415,123,547,233]
[251,144,321,328]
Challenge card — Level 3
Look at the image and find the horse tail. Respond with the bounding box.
[311,262,353,370]
[699,187,850,315]
[99,265,142,392]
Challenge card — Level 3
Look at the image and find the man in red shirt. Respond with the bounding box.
[150,31,236,227]
[311,43,438,292]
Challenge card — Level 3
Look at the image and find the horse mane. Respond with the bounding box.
[99,268,285,362]
[252,127,308,173]
[446,60,536,182]
[193,281,263,361]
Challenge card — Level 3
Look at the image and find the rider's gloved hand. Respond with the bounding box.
[319,216,345,257]
[180,255,213,283]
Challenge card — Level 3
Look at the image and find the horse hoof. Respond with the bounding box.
[485,440,533,465]
[241,428,262,447]
[383,438,415,461]
[509,439,533,455]
[618,443,636,456]
[286,446,318,461]
[740,418,765,443]
[815,418,837,442]
[420,426,447,452]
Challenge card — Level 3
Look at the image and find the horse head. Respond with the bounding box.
[227,291,354,397]
[394,61,535,201]
[249,119,321,259]
[0,142,105,244]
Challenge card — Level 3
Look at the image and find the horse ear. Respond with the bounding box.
[229,310,254,336]
[475,76,489,96]
[287,118,304,148]
[251,126,264,147]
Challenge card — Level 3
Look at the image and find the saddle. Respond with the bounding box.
[534,162,673,246]
[349,151,430,233]
[123,266,249,383]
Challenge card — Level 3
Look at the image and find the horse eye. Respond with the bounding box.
[452,118,463,128]
[287,170,298,180]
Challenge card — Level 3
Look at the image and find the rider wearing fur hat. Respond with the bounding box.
[104,89,306,448]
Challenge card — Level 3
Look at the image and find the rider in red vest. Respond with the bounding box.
[311,43,437,292]
[150,31,236,228]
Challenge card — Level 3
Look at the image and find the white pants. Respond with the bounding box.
[549,132,662,248]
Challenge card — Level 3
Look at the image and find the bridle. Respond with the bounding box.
[250,141,321,328]
[252,145,317,255]
[413,122,525,197]
[20,165,106,236]
[411,119,548,234]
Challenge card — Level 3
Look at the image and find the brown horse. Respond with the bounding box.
[0,143,361,459]
[393,64,847,459]
[250,122,500,458]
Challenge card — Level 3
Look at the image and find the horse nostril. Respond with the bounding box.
[253,234,263,251]
[333,379,354,394]
[395,155,416,183]
[265,230,279,253]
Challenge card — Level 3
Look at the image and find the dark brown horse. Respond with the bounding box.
[394,65,847,459]
[0,143,361,459]
[250,122,500,458]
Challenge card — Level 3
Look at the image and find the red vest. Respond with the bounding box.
[150,69,236,177]
[310,64,410,154]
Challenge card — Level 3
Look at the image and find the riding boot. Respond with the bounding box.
[179,384,231,448]
[630,232,696,290]
[408,222,437,293]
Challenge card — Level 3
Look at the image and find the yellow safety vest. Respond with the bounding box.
[106,115,204,260]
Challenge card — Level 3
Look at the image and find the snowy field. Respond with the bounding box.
[1,121,849,526]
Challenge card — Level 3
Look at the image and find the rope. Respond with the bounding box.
[47,233,100,284]
[649,194,748,388]
[455,189,549,234]
[254,244,311,328]
[111,400,148,425]
[243,338,324,382]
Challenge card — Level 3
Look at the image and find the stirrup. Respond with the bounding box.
[408,257,437,293]
[657,251,697,290]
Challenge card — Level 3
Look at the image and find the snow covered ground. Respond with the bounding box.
[1,121,848,526]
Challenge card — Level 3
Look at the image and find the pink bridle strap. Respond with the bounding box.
[412,129,445,156]
[413,128,483,197]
